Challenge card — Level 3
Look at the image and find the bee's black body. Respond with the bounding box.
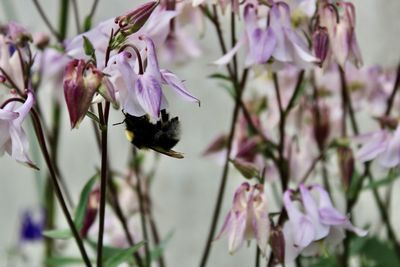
[124,110,183,158]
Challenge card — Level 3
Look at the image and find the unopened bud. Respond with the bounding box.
[312,104,330,151]
[63,59,103,129]
[230,158,260,179]
[115,1,159,34]
[270,225,285,265]
[7,21,32,44]
[80,189,100,238]
[374,115,398,130]
[203,134,228,156]
[337,146,354,189]
[313,27,329,67]
[32,32,50,50]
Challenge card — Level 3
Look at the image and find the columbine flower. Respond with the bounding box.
[268,2,318,68]
[104,36,199,118]
[215,182,270,256]
[63,59,103,128]
[214,4,276,67]
[283,184,367,263]
[355,125,400,168]
[319,1,362,68]
[0,91,35,168]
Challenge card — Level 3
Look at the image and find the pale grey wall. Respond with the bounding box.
[0,1,399,266]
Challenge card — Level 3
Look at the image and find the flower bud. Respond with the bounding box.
[32,32,50,50]
[6,22,32,44]
[313,27,329,67]
[203,134,228,156]
[230,158,260,179]
[270,225,285,265]
[80,188,100,238]
[312,104,330,151]
[63,59,103,129]
[115,1,159,34]
[337,146,354,189]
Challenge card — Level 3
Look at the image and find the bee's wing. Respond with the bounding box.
[150,146,184,159]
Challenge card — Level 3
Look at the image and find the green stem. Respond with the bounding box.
[58,0,69,40]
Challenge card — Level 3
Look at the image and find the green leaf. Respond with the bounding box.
[346,170,363,200]
[82,36,95,57]
[150,230,174,262]
[104,241,145,267]
[350,236,400,267]
[309,256,338,267]
[362,170,399,191]
[84,16,92,31]
[208,73,231,82]
[43,229,72,240]
[74,174,98,230]
[218,83,236,99]
[86,111,101,124]
[45,257,90,266]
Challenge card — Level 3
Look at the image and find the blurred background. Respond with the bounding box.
[0,0,399,266]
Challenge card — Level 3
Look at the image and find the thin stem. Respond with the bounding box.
[58,0,69,40]
[135,159,151,266]
[32,0,62,41]
[149,212,166,267]
[384,63,400,116]
[339,66,359,135]
[86,0,100,30]
[71,0,81,33]
[29,106,91,267]
[96,102,110,267]
[255,247,260,267]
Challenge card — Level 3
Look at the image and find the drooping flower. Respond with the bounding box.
[0,91,36,168]
[104,36,199,118]
[319,1,363,68]
[354,125,400,168]
[214,4,276,67]
[215,182,270,256]
[283,184,367,263]
[63,59,103,128]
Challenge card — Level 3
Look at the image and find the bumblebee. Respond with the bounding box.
[124,109,183,159]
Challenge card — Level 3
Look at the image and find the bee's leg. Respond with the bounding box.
[161,109,169,122]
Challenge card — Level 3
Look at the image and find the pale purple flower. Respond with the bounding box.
[104,36,199,118]
[283,184,367,263]
[0,91,35,168]
[215,183,270,256]
[355,125,400,168]
[214,4,276,67]
[268,2,318,68]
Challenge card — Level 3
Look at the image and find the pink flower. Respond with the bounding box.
[215,183,270,256]
[63,59,103,128]
[319,1,362,68]
[0,91,36,168]
[0,35,25,91]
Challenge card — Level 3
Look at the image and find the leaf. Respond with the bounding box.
[350,236,400,267]
[150,230,174,262]
[309,256,338,267]
[82,36,95,58]
[74,174,98,230]
[218,83,236,99]
[346,170,363,200]
[104,241,145,267]
[208,73,231,82]
[86,111,101,125]
[84,16,92,31]
[42,229,72,240]
[362,170,399,191]
[45,257,91,266]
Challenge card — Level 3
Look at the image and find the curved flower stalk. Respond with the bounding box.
[104,36,199,118]
[283,184,367,263]
[215,182,270,256]
[0,91,36,168]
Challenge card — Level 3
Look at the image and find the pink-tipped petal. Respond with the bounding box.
[160,69,200,104]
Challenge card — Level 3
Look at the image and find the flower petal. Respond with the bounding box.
[160,69,200,104]
[135,74,162,118]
